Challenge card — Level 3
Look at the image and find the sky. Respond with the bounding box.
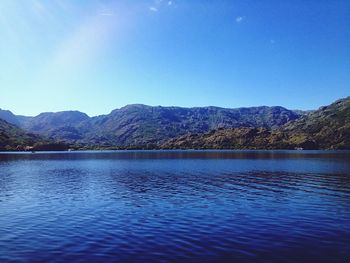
[0,0,349,116]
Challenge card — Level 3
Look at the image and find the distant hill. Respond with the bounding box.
[0,105,300,147]
[19,111,90,141]
[162,97,350,150]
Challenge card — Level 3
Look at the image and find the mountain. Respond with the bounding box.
[0,109,21,126]
[0,119,39,150]
[0,105,301,147]
[0,118,70,151]
[161,127,287,150]
[292,109,313,116]
[81,104,300,146]
[19,111,90,141]
[283,96,350,149]
[1,98,348,150]
[162,97,350,150]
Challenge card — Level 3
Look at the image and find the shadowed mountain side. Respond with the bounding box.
[0,119,38,150]
[0,119,70,151]
[0,119,64,151]
[0,109,20,126]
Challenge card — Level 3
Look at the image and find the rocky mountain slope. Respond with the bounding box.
[162,97,350,150]
[283,96,350,149]
[0,105,300,147]
[0,119,39,150]
[0,119,69,151]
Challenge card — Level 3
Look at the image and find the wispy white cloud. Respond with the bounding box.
[148,0,175,12]
[235,16,244,23]
[149,6,158,12]
[99,12,114,16]
[99,7,115,16]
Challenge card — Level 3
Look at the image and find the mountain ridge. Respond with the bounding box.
[0,104,301,147]
[162,97,350,150]
[0,97,349,150]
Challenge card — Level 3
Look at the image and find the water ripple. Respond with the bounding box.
[0,151,350,262]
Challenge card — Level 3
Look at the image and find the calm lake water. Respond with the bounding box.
[0,150,350,262]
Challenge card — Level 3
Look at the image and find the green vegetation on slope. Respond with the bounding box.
[283,97,350,149]
[0,119,69,151]
[0,119,39,150]
[162,97,350,150]
[0,105,301,146]
[1,97,348,150]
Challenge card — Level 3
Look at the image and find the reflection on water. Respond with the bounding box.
[0,150,350,262]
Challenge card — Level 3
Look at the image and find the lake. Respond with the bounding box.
[0,150,350,262]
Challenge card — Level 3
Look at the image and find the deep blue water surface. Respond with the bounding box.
[0,150,350,262]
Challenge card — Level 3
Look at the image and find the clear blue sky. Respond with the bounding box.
[0,0,349,116]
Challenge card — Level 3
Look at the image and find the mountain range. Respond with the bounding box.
[0,97,349,150]
[0,104,300,149]
[163,97,350,150]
